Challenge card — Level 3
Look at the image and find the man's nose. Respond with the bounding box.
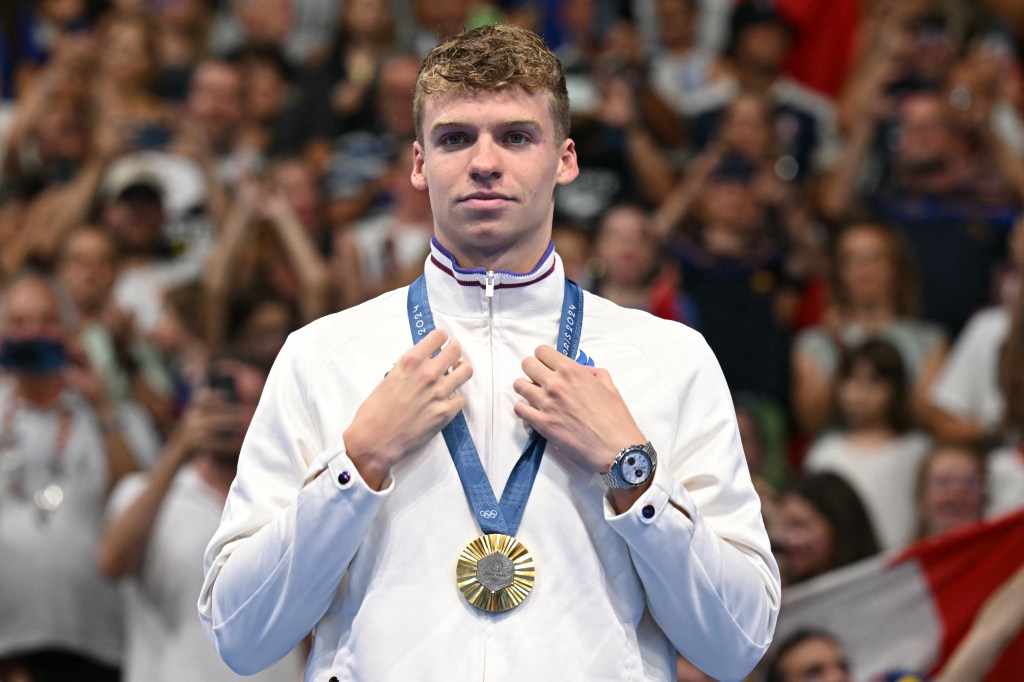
[468,137,502,180]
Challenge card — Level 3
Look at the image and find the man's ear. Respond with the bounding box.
[411,141,428,191]
[555,138,579,187]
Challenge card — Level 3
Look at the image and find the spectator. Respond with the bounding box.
[586,203,665,312]
[343,142,432,302]
[149,0,212,101]
[684,0,839,182]
[792,222,946,437]
[646,0,717,117]
[986,266,1024,516]
[324,52,420,228]
[103,166,205,342]
[914,442,986,540]
[651,152,804,405]
[765,628,852,682]
[804,339,932,551]
[233,46,329,160]
[776,472,880,585]
[201,159,330,351]
[822,80,1024,336]
[313,0,398,134]
[408,0,469,57]
[91,11,171,151]
[97,352,305,681]
[1,31,92,196]
[928,216,1023,444]
[0,273,159,681]
[57,224,176,434]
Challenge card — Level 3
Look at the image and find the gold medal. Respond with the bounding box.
[456,533,535,612]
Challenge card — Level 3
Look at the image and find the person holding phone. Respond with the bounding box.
[97,353,305,682]
[199,24,779,681]
[0,274,159,682]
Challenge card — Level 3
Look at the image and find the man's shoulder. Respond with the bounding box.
[288,288,410,353]
[581,291,708,356]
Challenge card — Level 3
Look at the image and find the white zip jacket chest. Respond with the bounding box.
[199,240,780,681]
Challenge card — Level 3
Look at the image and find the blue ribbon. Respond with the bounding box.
[406,274,583,536]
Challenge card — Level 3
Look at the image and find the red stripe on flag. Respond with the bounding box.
[892,508,1024,680]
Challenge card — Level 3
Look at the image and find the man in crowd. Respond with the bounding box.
[98,353,304,681]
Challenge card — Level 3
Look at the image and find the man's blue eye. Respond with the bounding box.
[506,133,528,144]
[442,134,466,145]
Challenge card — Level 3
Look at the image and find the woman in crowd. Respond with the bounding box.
[914,442,987,541]
[792,222,947,437]
[775,471,880,585]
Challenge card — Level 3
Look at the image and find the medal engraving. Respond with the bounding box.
[457,534,535,612]
[476,552,515,592]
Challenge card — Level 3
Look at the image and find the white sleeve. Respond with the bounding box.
[197,335,393,675]
[929,312,1001,425]
[605,337,781,681]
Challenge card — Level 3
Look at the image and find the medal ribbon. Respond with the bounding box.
[406,274,583,536]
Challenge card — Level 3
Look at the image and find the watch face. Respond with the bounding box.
[620,448,652,485]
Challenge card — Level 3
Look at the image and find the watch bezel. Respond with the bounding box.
[602,442,657,489]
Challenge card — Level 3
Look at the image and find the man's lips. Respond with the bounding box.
[459,192,513,209]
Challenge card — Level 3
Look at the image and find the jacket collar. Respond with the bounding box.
[423,237,565,318]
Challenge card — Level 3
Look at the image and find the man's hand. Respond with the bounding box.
[343,329,472,490]
[513,346,645,476]
[166,389,242,466]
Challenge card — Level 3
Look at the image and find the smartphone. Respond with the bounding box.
[208,371,238,403]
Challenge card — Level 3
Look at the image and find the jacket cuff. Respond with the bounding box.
[303,446,395,497]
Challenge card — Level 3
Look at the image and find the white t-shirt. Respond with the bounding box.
[108,465,305,682]
[930,306,1010,431]
[350,213,432,292]
[986,445,1024,518]
[0,387,160,664]
[805,431,932,551]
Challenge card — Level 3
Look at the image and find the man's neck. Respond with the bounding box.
[433,237,550,274]
[16,377,64,409]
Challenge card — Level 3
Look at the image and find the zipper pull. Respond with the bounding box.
[485,271,495,298]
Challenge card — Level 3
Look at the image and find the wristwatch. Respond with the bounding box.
[601,442,657,489]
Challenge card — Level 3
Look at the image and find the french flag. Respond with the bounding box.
[772,507,1024,681]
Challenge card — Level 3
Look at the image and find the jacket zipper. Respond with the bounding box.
[485,271,495,469]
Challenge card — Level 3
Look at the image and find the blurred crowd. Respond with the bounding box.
[1,0,1023,681]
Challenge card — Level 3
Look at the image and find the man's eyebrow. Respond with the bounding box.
[429,118,544,135]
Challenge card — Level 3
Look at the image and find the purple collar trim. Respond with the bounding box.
[430,238,557,290]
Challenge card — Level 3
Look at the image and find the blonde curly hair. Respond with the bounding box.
[414,24,570,145]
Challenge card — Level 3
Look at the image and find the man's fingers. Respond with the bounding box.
[521,355,551,385]
[512,377,545,408]
[534,344,571,369]
[433,337,464,371]
[410,328,448,359]
[439,358,473,393]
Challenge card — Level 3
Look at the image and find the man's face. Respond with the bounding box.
[377,57,420,138]
[919,448,984,537]
[735,23,790,78]
[776,636,851,682]
[102,189,164,255]
[59,229,117,313]
[187,62,243,148]
[895,95,954,171]
[411,87,578,271]
[3,279,64,342]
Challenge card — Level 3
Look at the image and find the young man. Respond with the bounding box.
[199,24,779,681]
